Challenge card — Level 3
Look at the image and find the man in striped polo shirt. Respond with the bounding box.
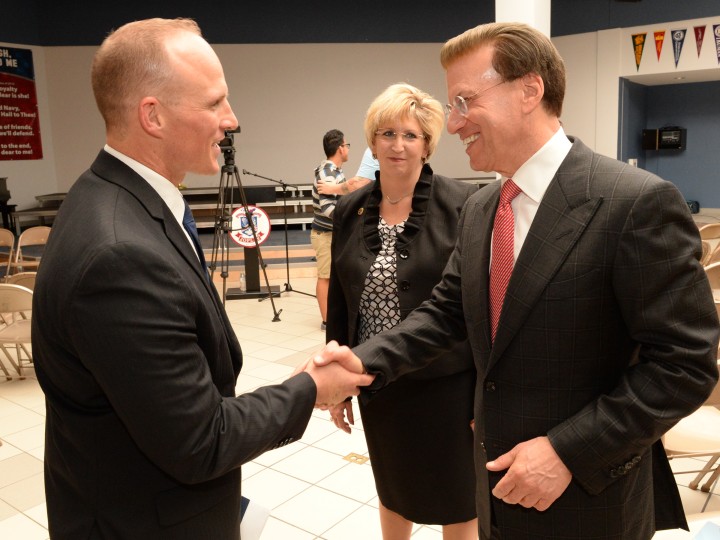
[311,129,349,330]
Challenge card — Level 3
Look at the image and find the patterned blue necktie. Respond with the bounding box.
[182,199,208,277]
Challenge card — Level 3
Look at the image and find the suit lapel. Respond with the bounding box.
[488,139,603,366]
[93,151,214,292]
[163,208,213,289]
[91,151,235,347]
[464,184,500,369]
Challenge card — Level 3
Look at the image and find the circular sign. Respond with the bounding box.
[230,205,271,248]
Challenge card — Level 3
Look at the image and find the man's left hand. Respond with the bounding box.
[487,436,572,511]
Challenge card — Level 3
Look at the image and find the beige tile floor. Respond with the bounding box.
[0,276,718,539]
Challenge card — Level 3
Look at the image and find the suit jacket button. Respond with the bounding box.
[399,249,409,260]
[400,280,410,291]
[485,381,496,392]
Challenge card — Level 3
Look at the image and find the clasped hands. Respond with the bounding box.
[294,340,372,409]
[297,342,572,512]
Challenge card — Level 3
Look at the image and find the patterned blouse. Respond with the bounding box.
[357,217,406,343]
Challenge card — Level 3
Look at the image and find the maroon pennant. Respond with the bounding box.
[654,31,665,60]
[694,25,706,57]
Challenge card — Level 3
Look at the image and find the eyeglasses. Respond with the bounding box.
[445,80,505,117]
[340,143,351,148]
[375,130,426,143]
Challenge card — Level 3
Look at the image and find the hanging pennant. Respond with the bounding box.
[632,33,646,71]
[654,31,665,60]
[694,25,706,57]
[671,29,686,67]
[715,24,720,65]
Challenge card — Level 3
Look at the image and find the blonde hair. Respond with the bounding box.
[440,22,566,117]
[91,18,201,131]
[364,83,444,159]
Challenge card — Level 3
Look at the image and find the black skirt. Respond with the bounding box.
[358,368,477,524]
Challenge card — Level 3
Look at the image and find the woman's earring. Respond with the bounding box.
[372,153,377,160]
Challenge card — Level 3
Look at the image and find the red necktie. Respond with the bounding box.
[490,179,522,342]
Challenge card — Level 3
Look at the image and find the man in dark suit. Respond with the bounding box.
[317,22,719,539]
[32,18,372,539]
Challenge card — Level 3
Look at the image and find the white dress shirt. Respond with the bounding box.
[103,144,200,261]
[496,127,572,261]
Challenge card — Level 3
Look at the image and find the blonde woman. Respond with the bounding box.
[327,83,478,540]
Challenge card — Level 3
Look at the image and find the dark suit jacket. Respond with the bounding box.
[353,138,720,539]
[327,165,476,380]
[32,150,316,539]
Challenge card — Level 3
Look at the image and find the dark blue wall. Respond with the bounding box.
[644,81,720,208]
[3,0,494,46]
[618,79,647,166]
[551,0,718,36]
[621,79,720,207]
[1,0,40,45]
[2,0,718,46]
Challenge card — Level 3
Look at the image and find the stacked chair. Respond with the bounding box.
[0,225,47,379]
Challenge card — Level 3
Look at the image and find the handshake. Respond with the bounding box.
[294,341,375,409]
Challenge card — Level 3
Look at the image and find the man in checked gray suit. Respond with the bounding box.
[315,22,719,539]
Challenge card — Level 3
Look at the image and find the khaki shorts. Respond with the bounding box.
[311,229,332,278]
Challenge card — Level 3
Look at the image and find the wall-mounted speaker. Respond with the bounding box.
[642,127,686,151]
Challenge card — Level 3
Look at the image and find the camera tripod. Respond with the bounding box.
[209,128,282,322]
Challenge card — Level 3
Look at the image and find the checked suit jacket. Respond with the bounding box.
[32,150,316,539]
[354,137,720,539]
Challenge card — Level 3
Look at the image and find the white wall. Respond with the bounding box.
[553,32,599,149]
[620,18,720,79]
[18,42,486,210]
[213,43,481,188]
[43,46,104,195]
[6,15,718,209]
[554,15,720,162]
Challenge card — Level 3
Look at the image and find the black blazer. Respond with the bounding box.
[33,150,316,539]
[353,138,720,539]
[327,165,477,380]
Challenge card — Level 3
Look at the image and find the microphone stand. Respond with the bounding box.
[242,169,315,298]
[209,130,282,322]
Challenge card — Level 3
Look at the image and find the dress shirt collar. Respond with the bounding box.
[500,126,572,203]
[104,144,186,226]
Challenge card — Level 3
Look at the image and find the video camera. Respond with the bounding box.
[219,126,241,152]
[218,127,241,165]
